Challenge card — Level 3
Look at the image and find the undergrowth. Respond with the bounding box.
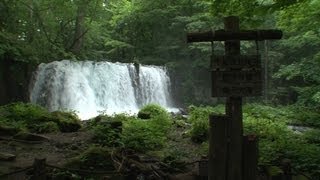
[187,103,320,177]
[87,104,171,152]
[1,102,319,177]
[0,102,81,133]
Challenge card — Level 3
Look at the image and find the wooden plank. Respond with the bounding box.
[212,85,262,97]
[224,16,243,180]
[243,135,258,180]
[211,68,262,97]
[187,29,282,42]
[212,70,262,83]
[209,115,229,180]
[211,55,261,69]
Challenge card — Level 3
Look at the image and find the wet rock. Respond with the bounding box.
[0,152,16,161]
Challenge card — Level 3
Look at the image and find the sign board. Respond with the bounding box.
[211,55,260,70]
[211,55,262,97]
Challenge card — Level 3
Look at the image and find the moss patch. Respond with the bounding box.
[0,102,81,134]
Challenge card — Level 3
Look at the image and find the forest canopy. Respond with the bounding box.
[0,0,319,107]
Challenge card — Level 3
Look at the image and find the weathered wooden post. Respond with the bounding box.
[209,115,228,180]
[187,16,282,180]
[243,135,258,180]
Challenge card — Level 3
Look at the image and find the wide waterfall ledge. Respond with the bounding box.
[29,60,178,120]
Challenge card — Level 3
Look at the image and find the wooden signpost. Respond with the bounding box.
[187,16,282,180]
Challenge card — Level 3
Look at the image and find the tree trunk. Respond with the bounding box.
[71,1,88,55]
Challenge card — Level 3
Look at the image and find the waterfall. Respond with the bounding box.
[29,60,175,119]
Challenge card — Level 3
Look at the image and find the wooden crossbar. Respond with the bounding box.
[187,29,282,42]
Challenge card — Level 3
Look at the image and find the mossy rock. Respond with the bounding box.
[51,111,81,132]
[65,146,115,171]
[0,125,20,136]
[138,104,169,119]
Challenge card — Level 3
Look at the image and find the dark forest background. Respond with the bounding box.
[1,0,319,108]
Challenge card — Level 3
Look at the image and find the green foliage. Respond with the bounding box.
[187,104,320,177]
[243,103,290,122]
[50,111,82,132]
[272,0,320,107]
[122,113,171,152]
[87,114,127,147]
[303,129,320,145]
[121,104,171,152]
[0,102,49,121]
[122,119,166,152]
[243,105,320,177]
[285,106,320,128]
[86,105,171,152]
[137,103,170,119]
[187,105,223,142]
[0,102,52,133]
[27,121,60,134]
[0,102,81,133]
[65,146,115,171]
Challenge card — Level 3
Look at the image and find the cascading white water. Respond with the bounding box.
[29,60,175,119]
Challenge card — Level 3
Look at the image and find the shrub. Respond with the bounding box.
[286,106,320,128]
[0,102,53,133]
[186,104,320,177]
[0,102,81,133]
[51,111,81,132]
[87,114,134,147]
[244,114,320,177]
[91,118,123,146]
[0,102,50,121]
[87,108,172,152]
[65,146,114,171]
[122,119,167,152]
[187,105,216,143]
[27,121,59,133]
[137,104,169,119]
[303,129,320,145]
[122,105,172,152]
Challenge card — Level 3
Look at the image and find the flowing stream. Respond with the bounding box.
[29,60,175,119]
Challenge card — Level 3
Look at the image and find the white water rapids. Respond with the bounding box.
[29,60,176,119]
